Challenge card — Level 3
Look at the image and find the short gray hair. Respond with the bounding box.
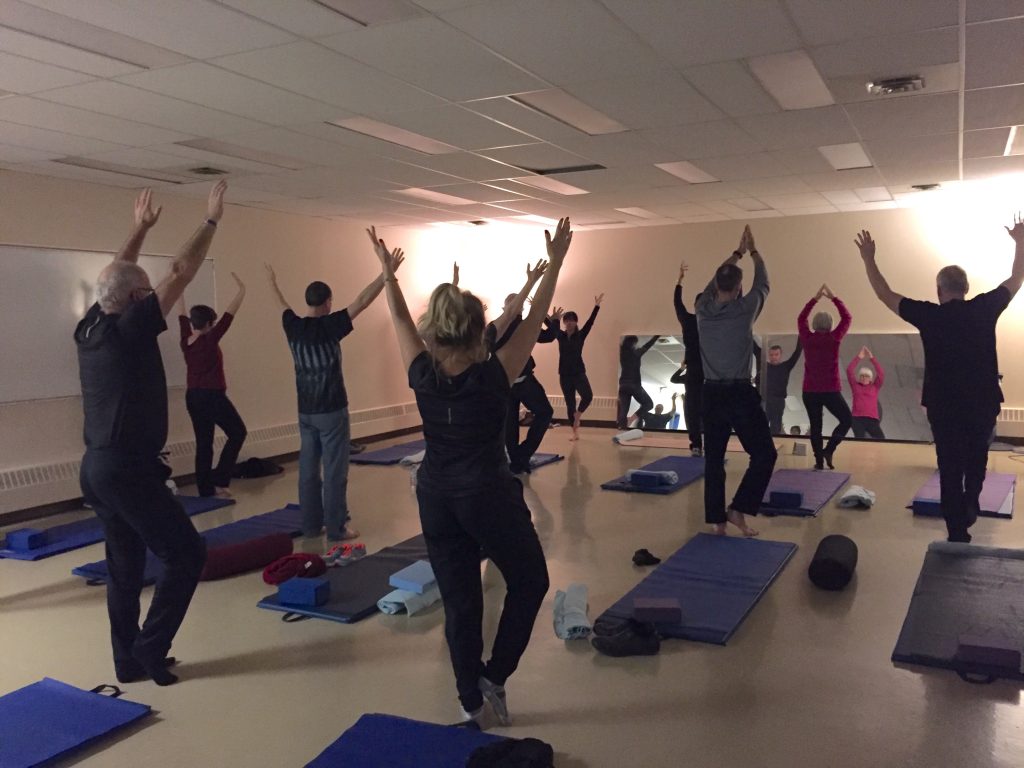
[812,311,833,332]
[937,265,968,296]
[96,262,148,313]
[858,367,874,381]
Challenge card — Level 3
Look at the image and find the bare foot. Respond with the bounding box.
[725,509,759,537]
[339,527,360,540]
[711,523,727,536]
[214,487,233,499]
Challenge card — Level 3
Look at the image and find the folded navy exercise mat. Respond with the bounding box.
[350,439,426,465]
[909,470,1015,519]
[600,455,705,494]
[759,469,850,517]
[0,494,234,561]
[0,678,151,768]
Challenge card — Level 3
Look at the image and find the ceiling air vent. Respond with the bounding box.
[911,183,941,191]
[521,163,604,176]
[866,76,924,96]
[189,166,228,176]
[468,220,487,226]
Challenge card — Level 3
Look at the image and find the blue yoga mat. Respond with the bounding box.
[594,533,797,644]
[909,471,1015,519]
[306,714,503,768]
[529,452,563,470]
[351,439,426,466]
[0,678,150,768]
[601,455,705,494]
[0,495,235,562]
[759,469,850,517]
[72,504,304,586]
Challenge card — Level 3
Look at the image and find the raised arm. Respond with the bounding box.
[871,353,885,388]
[668,393,678,416]
[1003,214,1024,298]
[675,263,694,323]
[114,188,162,264]
[703,231,747,297]
[224,272,246,316]
[785,340,803,371]
[580,296,602,339]
[537,316,558,343]
[264,264,292,314]
[670,366,685,384]
[638,335,660,356]
[829,289,852,338]
[155,181,225,317]
[491,260,547,340]
[846,354,859,387]
[855,230,903,315]
[177,293,190,349]
[366,227,421,370]
[346,274,386,321]
[745,226,769,308]
[797,294,817,337]
[497,219,572,382]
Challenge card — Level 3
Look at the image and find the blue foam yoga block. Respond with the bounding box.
[770,490,803,509]
[389,560,436,594]
[278,576,330,607]
[629,471,662,488]
[5,528,48,552]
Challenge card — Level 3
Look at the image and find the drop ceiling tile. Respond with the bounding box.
[0,142,59,164]
[145,143,301,175]
[36,81,266,138]
[552,132,670,168]
[565,70,723,130]
[682,60,781,118]
[80,147,215,171]
[967,1,1024,22]
[238,168,399,197]
[777,205,839,216]
[119,64,346,126]
[758,192,832,208]
[641,121,763,160]
[412,0,485,11]
[963,127,1014,158]
[602,0,801,68]
[212,42,443,115]
[865,132,959,166]
[966,18,1024,88]
[811,28,959,79]
[845,92,960,139]
[879,161,960,185]
[321,16,547,102]
[461,97,588,145]
[827,63,960,104]
[410,151,524,181]
[258,198,368,218]
[420,182,534,203]
[20,0,296,58]
[698,152,791,180]
[644,202,718,218]
[0,97,190,146]
[6,159,172,188]
[769,148,836,174]
[211,128,369,168]
[0,119,127,156]
[737,106,859,151]
[0,50,96,94]
[964,84,1024,129]
[740,209,784,219]
[836,200,898,212]
[732,176,814,195]
[288,121,437,164]
[217,0,364,36]
[800,167,886,191]
[377,106,536,151]
[784,0,960,45]
[479,143,593,172]
[550,165,681,193]
[963,154,1024,179]
[0,27,142,78]
[441,0,666,86]
[169,182,290,203]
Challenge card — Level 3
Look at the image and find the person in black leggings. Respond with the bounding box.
[617,335,659,428]
[367,218,572,728]
[674,262,704,454]
[556,296,602,440]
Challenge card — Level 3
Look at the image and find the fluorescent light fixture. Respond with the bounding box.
[748,50,834,110]
[514,214,560,225]
[614,207,660,219]
[312,0,422,26]
[819,142,872,171]
[175,139,307,170]
[510,89,627,136]
[394,187,477,206]
[855,187,892,203]
[510,175,589,196]
[729,198,772,212]
[655,161,719,184]
[1006,126,1020,157]
[326,117,456,155]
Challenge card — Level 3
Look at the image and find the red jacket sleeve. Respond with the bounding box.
[871,356,884,389]
[797,299,815,340]
[846,356,858,387]
[832,297,852,339]
[207,312,234,344]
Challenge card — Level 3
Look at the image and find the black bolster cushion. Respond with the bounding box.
[808,534,858,591]
[200,532,293,581]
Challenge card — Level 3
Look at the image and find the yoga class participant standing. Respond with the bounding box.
[556,296,602,440]
[616,335,659,429]
[368,219,568,728]
[177,273,247,498]
[762,341,802,435]
[674,262,704,454]
[76,183,226,686]
[265,257,399,542]
[847,346,885,439]
[696,226,777,537]
[798,284,853,470]
[857,220,1024,542]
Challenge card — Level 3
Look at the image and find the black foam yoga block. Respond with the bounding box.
[808,534,858,591]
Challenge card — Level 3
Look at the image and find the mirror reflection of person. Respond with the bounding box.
[616,335,659,429]
[674,262,704,455]
[847,346,886,439]
[555,295,602,441]
[762,341,802,435]
[640,394,677,430]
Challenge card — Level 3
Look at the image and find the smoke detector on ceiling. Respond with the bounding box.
[866,76,925,96]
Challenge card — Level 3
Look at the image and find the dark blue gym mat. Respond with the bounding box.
[600,455,706,495]
[351,440,426,465]
[759,469,850,517]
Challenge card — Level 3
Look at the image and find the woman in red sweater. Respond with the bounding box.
[177,273,247,497]
[847,346,885,439]
[798,284,853,470]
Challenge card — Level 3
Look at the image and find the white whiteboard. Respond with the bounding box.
[0,244,216,403]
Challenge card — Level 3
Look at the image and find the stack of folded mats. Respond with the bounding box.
[378,560,441,616]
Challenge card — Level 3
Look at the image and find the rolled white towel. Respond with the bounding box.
[399,450,425,466]
[625,469,679,485]
[613,429,644,444]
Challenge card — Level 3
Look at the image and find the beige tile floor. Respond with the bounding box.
[3,430,1024,767]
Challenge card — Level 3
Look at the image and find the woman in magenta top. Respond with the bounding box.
[847,345,885,439]
[798,284,853,469]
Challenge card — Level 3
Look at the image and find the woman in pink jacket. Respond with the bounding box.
[847,346,885,439]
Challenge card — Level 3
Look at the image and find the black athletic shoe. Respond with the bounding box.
[814,457,825,471]
[824,452,835,470]
[592,620,660,657]
[632,548,661,566]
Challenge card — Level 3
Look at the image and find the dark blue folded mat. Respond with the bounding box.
[72,504,304,586]
[0,678,150,768]
[306,714,503,768]
[600,455,705,495]
[0,495,235,561]
[529,452,563,470]
[594,533,797,644]
[892,542,1024,683]
[258,534,431,624]
[351,439,426,466]
[759,469,850,517]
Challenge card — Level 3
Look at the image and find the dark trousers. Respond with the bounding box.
[852,416,885,439]
[417,477,549,712]
[702,382,778,524]
[616,381,653,429]
[506,374,553,470]
[185,389,247,496]
[802,391,852,460]
[765,396,786,435]
[80,450,206,674]
[560,373,593,422]
[684,372,703,451]
[929,408,997,542]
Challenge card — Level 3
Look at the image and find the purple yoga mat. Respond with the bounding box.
[911,471,1016,518]
[760,469,851,517]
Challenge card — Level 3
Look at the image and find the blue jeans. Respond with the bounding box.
[298,409,350,540]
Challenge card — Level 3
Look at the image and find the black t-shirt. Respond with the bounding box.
[641,411,673,429]
[899,286,1010,414]
[76,293,168,455]
[283,309,354,414]
[557,306,599,376]
[485,315,558,378]
[763,341,802,399]
[409,351,511,497]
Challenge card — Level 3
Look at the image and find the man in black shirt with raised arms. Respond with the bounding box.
[762,341,802,435]
[856,216,1024,542]
[76,182,227,686]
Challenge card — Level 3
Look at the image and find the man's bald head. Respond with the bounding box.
[97,261,151,313]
